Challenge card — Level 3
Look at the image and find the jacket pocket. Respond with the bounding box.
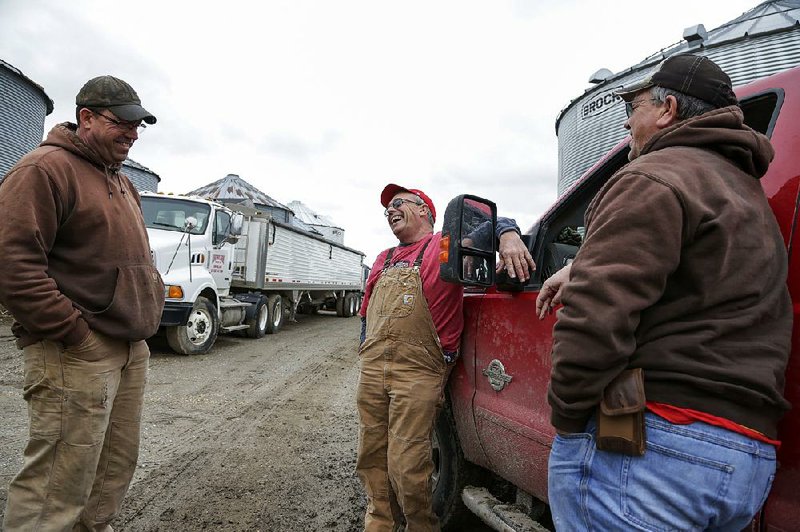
[82,264,165,341]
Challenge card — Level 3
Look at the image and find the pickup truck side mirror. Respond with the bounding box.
[439,194,497,287]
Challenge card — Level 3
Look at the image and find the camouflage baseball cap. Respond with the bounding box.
[76,75,157,124]
[615,54,737,109]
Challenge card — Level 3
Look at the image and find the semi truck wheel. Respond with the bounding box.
[346,293,357,317]
[266,294,284,334]
[432,401,476,529]
[336,295,346,317]
[246,296,269,339]
[166,296,219,355]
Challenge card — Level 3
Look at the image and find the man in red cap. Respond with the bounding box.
[356,183,534,531]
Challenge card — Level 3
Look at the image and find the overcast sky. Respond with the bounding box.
[0,0,757,265]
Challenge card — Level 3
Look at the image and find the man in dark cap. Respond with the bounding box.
[356,184,534,531]
[536,54,791,529]
[0,75,164,531]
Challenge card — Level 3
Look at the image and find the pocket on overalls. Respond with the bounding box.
[23,341,63,439]
[420,343,446,374]
[377,279,417,318]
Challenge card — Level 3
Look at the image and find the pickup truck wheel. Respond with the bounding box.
[246,297,269,339]
[432,401,475,529]
[166,296,219,355]
[266,294,284,334]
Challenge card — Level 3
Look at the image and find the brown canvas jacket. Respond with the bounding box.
[549,106,792,439]
[0,123,165,348]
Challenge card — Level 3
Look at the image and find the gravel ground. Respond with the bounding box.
[0,312,368,531]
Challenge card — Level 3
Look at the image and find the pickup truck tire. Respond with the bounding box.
[166,296,219,355]
[246,296,269,339]
[432,400,476,530]
[266,294,284,334]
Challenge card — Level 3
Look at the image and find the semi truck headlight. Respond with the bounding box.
[165,285,184,299]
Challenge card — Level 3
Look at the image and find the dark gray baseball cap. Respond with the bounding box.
[615,54,738,109]
[76,75,157,124]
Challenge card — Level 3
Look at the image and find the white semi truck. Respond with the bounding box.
[141,192,366,355]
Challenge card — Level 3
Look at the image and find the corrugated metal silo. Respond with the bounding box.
[122,158,160,192]
[0,59,53,182]
[287,200,345,244]
[555,0,800,194]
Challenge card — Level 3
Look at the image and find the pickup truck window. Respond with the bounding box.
[141,196,210,235]
[741,90,783,138]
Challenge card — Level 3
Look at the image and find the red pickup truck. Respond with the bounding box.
[433,65,800,531]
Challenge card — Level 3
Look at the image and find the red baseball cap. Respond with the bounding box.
[380,183,436,222]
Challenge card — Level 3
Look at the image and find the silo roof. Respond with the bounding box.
[122,158,161,181]
[286,200,342,230]
[187,173,290,210]
[713,0,800,41]
[555,0,800,131]
[0,59,54,114]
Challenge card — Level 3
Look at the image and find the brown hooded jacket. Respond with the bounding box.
[0,123,164,348]
[549,106,792,439]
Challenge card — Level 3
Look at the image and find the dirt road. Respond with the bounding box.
[0,313,368,531]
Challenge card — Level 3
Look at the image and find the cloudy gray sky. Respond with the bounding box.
[0,0,756,264]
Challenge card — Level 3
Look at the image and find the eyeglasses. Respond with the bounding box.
[384,198,423,217]
[624,98,659,118]
[94,111,146,133]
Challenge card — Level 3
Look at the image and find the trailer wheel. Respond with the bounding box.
[433,400,478,529]
[346,293,357,317]
[266,294,284,334]
[336,295,346,317]
[166,296,219,355]
[246,296,269,339]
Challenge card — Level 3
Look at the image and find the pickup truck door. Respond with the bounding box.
[470,147,631,504]
[471,287,557,502]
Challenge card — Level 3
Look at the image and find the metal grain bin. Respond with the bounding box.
[287,200,345,244]
[556,0,800,194]
[122,158,160,192]
[0,59,53,182]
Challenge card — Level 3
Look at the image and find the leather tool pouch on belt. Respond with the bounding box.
[596,368,646,456]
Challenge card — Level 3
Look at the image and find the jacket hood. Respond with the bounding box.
[41,122,122,172]
[641,106,774,179]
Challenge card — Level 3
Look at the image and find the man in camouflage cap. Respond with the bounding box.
[0,75,164,531]
[537,54,790,530]
[75,75,157,125]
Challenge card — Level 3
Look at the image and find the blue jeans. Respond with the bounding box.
[548,413,776,531]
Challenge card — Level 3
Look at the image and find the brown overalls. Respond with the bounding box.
[356,242,452,532]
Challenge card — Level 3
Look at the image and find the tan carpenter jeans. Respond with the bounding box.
[3,331,149,532]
